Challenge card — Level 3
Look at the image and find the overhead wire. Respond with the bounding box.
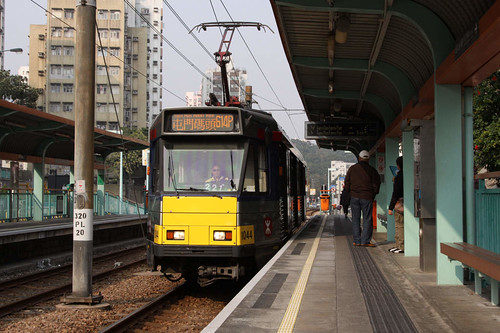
[218,0,301,139]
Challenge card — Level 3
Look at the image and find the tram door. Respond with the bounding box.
[414,121,436,272]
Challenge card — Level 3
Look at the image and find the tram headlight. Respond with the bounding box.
[167,230,185,240]
[213,231,232,241]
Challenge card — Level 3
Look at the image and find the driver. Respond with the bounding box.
[205,165,230,191]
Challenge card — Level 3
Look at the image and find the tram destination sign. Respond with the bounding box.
[170,113,236,132]
[305,121,378,140]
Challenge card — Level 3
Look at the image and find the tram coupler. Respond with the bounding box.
[197,264,244,286]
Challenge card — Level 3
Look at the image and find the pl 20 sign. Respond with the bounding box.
[304,121,378,140]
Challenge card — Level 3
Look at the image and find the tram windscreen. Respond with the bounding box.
[164,143,244,192]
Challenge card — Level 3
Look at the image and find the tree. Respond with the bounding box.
[106,128,148,200]
[0,69,42,108]
[473,70,500,174]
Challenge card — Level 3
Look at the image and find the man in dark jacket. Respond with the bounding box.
[388,156,404,253]
[345,150,381,246]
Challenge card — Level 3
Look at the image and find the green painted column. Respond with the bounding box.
[402,130,419,256]
[375,152,387,233]
[97,169,105,216]
[385,137,399,242]
[435,84,463,285]
[33,163,43,221]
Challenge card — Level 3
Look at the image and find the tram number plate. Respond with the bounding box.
[239,226,254,245]
[241,230,253,241]
[73,209,93,241]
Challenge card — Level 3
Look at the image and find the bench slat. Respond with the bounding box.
[440,242,500,281]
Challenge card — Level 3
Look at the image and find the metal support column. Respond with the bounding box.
[33,163,43,221]
[435,84,463,285]
[464,87,475,245]
[402,130,419,256]
[385,137,399,242]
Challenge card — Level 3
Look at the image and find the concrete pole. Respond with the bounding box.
[119,151,123,214]
[464,87,475,245]
[69,0,97,302]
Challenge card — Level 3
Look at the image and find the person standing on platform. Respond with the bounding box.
[340,185,350,218]
[345,150,381,247]
[388,156,404,253]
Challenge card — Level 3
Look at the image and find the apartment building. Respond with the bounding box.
[200,66,248,105]
[29,0,162,130]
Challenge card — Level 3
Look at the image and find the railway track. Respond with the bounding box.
[0,246,146,318]
[99,280,237,333]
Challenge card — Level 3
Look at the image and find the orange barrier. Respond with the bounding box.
[372,200,377,229]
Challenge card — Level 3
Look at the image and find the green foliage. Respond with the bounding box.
[291,139,357,192]
[105,128,148,183]
[473,70,500,173]
[0,69,42,108]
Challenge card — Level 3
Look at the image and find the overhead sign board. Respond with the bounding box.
[304,121,378,140]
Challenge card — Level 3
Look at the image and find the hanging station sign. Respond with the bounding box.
[304,121,378,140]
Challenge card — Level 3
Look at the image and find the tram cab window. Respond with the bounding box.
[243,145,256,192]
[163,142,244,192]
[243,144,267,193]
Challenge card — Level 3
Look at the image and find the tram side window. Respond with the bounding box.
[258,144,267,193]
[151,141,161,192]
[243,145,256,192]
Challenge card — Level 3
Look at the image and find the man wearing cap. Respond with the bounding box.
[345,150,381,247]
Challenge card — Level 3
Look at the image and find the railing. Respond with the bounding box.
[0,189,33,222]
[474,172,500,254]
[0,189,145,222]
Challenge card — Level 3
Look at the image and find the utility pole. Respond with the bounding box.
[61,0,102,305]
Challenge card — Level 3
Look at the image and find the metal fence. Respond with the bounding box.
[475,179,500,254]
[0,190,145,222]
[0,189,33,222]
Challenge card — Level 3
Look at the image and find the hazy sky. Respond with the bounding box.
[5,0,309,140]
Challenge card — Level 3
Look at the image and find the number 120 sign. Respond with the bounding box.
[74,209,93,241]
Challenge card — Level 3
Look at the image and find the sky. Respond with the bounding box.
[4,0,309,140]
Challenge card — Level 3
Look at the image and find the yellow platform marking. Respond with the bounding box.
[278,215,326,333]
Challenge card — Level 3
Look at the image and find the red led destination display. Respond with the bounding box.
[170,114,235,132]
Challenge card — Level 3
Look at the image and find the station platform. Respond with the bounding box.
[203,214,500,333]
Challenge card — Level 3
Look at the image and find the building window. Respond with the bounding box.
[96,103,107,112]
[111,85,120,94]
[63,28,74,38]
[153,21,158,26]
[96,121,107,130]
[50,65,62,78]
[52,9,63,18]
[110,66,120,76]
[98,29,108,39]
[63,84,73,93]
[50,84,60,93]
[109,48,120,57]
[97,85,107,94]
[110,11,120,20]
[62,65,74,79]
[110,29,120,40]
[153,47,158,52]
[108,122,118,131]
[63,46,74,56]
[49,102,61,113]
[108,103,119,113]
[64,9,74,19]
[51,46,62,56]
[97,66,106,76]
[98,10,108,20]
[51,28,62,38]
[152,101,158,106]
[63,102,73,112]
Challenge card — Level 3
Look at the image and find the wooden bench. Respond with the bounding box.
[441,242,500,305]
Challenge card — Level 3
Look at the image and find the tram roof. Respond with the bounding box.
[0,100,149,165]
[271,0,499,154]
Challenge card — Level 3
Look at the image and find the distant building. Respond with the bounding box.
[28,0,163,130]
[185,90,202,107]
[18,66,29,79]
[200,65,247,105]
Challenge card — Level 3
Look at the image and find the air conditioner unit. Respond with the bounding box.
[38,34,45,40]
[141,8,149,14]
[38,52,45,58]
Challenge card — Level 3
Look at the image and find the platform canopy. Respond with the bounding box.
[271,0,499,154]
[0,99,149,165]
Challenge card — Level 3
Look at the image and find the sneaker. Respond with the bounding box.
[362,243,376,247]
[393,249,404,253]
[388,247,398,252]
[353,242,360,246]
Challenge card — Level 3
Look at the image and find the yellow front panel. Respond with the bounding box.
[154,224,162,244]
[189,226,209,245]
[162,213,236,227]
[163,196,237,214]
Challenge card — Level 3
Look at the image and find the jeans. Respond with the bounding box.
[350,196,373,244]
